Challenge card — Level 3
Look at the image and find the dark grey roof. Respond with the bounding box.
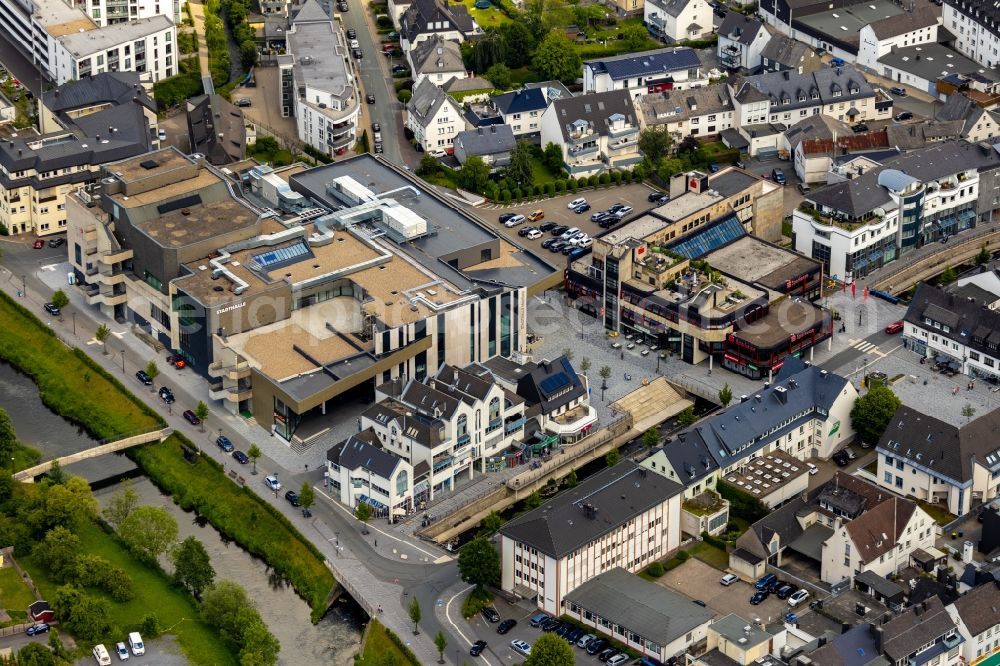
[477,356,538,385]
[807,623,883,666]
[563,568,712,643]
[432,364,496,403]
[639,83,732,126]
[327,428,403,478]
[784,113,852,151]
[855,570,905,601]
[453,125,516,157]
[759,35,811,68]
[514,355,586,414]
[786,522,834,560]
[718,13,765,46]
[734,64,874,112]
[585,47,702,81]
[936,92,989,137]
[410,35,464,75]
[906,278,1000,366]
[869,5,939,39]
[647,0,698,19]
[186,95,246,166]
[954,581,1000,637]
[401,0,474,43]
[362,398,445,448]
[878,43,1000,86]
[682,356,849,467]
[407,78,459,125]
[43,71,155,115]
[709,169,759,197]
[500,461,684,558]
[549,90,638,144]
[880,597,957,663]
[657,430,719,485]
[292,0,330,22]
[492,88,548,116]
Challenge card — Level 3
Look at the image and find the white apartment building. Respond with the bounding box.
[280,0,359,157]
[326,429,415,519]
[643,0,713,43]
[856,7,941,72]
[68,0,180,26]
[949,582,1000,666]
[0,0,176,84]
[500,461,683,614]
[717,13,770,70]
[361,365,527,503]
[637,83,735,141]
[406,78,466,152]
[583,47,706,97]
[944,0,1000,69]
[540,89,641,176]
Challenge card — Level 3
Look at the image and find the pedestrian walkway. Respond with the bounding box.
[186,0,213,95]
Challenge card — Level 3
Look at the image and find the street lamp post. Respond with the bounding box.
[72,311,76,337]
[120,349,126,373]
[20,274,25,297]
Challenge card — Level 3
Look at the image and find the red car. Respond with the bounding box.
[885,321,904,334]
[33,239,44,249]
[167,353,187,369]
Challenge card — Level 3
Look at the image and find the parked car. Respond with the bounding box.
[182,409,201,426]
[797,183,811,195]
[497,618,517,634]
[587,638,610,655]
[25,623,50,636]
[166,353,186,369]
[573,202,591,213]
[895,111,914,121]
[48,237,66,248]
[548,241,568,252]
[128,633,144,656]
[647,190,667,202]
[510,640,531,656]
[851,123,869,133]
[470,640,488,657]
[264,475,282,491]
[788,589,810,606]
[541,238,558,249]
[216,435,234,452]
[526,229,543,240]
[708,163,720,173]
[518,226,538,237]
[539,221,558,232]
[285,490,301,506]
[232,450,250,464]
[33,239,44,249]
[115,642,129,660]
[234,98,252,107]
[567,197,587,209]
[158,129,167,141]
[541,618,561,631]
[366,94,376,104]
[599,648,620,662]
[499,213,517,224]
[353,48,363,59]
[750,590,769,605]
[482,607,501,623]
[158,387,175,404]
[608,653,630,666]
[771,168,787,185]
[807,462,818,475]
[611,205,633,217]
[767,577,785,592]
[777,584,798,599]
[568,247,588,259]
[885,320,904,334]
[504,214,526,228]
[890,86,908,96]
[527,209,545,222]
[93,644,112,666]
[529,612,550,627]
[373,122,381,132]
[135,370,152,385]
[560,226,580,239]
[755,573,777,589]
[721,573,739,586]
[578,634,597,649]
[549,225,569,236]
[374,142,383,154]
[347,28,356,38]
[43,302,61,316]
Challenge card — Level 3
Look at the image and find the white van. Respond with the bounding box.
[128,632,145,656]
[93,644,112,665]
[567,197,586,209]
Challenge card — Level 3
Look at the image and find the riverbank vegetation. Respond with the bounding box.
[357,620,420,666]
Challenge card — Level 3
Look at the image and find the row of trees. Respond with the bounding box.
[220,0,259,70]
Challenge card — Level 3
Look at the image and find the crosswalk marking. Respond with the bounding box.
[855,341,878,353]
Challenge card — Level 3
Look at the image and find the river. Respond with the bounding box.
[1,361,365,665]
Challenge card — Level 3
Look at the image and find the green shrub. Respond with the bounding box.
[555,180,565,194]
[599,173,611,186]
[461,588,493,619]
[544,182,555,196]
[612,171,623,185]
[646,561,665,577]
[676,550,690,561]
[588,175,600,187]
[570,179,579,193]
[701,531,728,550]
[717,480,768,523]
[501,190,511,204]
[153,69,203,108]
[623,170,633,184]
[398,89,412,103]
[512,187,522,201]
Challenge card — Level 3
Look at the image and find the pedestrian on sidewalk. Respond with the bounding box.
[374,538,378,547]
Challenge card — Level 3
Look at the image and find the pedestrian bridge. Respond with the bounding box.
[14,428,173,482]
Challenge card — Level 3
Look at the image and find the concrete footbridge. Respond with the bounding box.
[14,428,173,482]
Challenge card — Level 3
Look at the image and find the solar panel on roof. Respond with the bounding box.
[140,159,159,170]
[157,194,203,214]
[540,373,571,394]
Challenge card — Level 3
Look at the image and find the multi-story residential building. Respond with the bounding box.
[758,34,822,74]
[876,43,998,99]
[66,150,554,440]
[583,47,705,97]
[399,0,478,54]
[453,125,516,172]
[499,460,684,614]
[729,65,879,128]
[0,0,176,84]
[408,35,465,88]
[878,598,963,666]
[326,429,415,519]
[637,83,735,142]
[936,93,1000,143]
[1,72,156,238]
[539,90,642,176]
[513,355,596,443]
[186,94,246,166]
[564,568,714,662]
[949,580,1000,666]
[944,0,1000,69]
[875,404,1000,518]
[280,0,360,157]
[69,0,180,26]
[477,86,562,139]
[731,472,935,584]
[783,114,894,184]
[406,78,467,152]
[718,13,770,70]
[792,141,1000,281]
[856,7,941,72]
[643,0,713,43]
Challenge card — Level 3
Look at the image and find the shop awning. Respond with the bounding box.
[359,494,387,510]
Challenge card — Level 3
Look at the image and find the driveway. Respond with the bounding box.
[657,558,793,623]
[73,636,187,666]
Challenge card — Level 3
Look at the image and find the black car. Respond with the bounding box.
[895,111,914,121]
[541,238,558,249]
[548,241,568,253]
[556,623,571,637]
[587,639,610,655]
[285,490,301,506]
[135,370,153,385]
[890,86,908,96]
[539,221,558,232]
[566,627,585,643]
[599,648,619,662]
[541,618,561,632]
[25,623,50,636]
[374,143,383,154]
[182,409,201,426]
[767,577,784,592]
[373,122,381,132]
[391,64,408,74]
[833,452,850,467]
[347,28,356,38]
[470,640,487,657]
[648,190,667,202]
[47,237,66,248]
[481,607,501,623]
[549,225,569,236]
[158,387,175,404]
[499,213,517,224]
[518,226,538,237]
[852,123,869,133]
[573,202,591,213]
[366,93,376,104]
[216,435,234,452]
[777,584,798,599]
[232,450,250,464]
[353,48,363,59]
[43,302,60,316]
[750,590,769,605]
[497,619,517,634]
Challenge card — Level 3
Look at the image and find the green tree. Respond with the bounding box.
[120,505,179,563]
[51,584,113,643]
[36,526,81,582]
[0,407,16,464]
[195,401,209,431]
[457,155,492,193]
[523,490,543,509]
[639,126,674,165]
[579,357,591,375]
[101,479,139,530]
[504,141,534,190]
[171,536,215,597]
[977,244,992,266]
[677,406,698,426]
[939,264,958,285]
[542,142,564,174]
[409,596,422,634]
[40,476,98,529]
[561,347,574,361]
[95,323,111,354]
[598,365,612,400]
[247,444,262,474]
[499,22,536,68]
[240,618,280,666]
[202,581,279,664]
[850,385,902,445]
[145,360,160,391]
[605,447,620,467]
[480,510,503,536]
[564,469,578,487]
[299,481,315,513]
[50,289,69,311]
[525,632,575,666]
[485,63,512,90]
[239,41,258,70]
[656,157,685,182]
[355,501,372,524]
[457,535,500,592]
[417,153,441,177]
[719,383,734,407]
[434,630,448,664]
[642,427,660,449]
[532,32,582,82]
[963,402,977,423]
[472,28,506,72]
[15,641,58,666]
[622,21,649,50]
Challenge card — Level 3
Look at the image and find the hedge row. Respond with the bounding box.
[717,480,768,523]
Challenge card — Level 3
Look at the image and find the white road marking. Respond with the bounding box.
[445,584,494,664]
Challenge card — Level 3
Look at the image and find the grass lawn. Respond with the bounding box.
[0,291,163,442]
[0,566,36,620]
[529,156,558,186]
[12,442,41,473]
[356,620,419,666]
[914,498,958,526]
[131,436,336,621]
[457,0,509,27]
[22,519,235,666]
[687,542,728,570]
[508,66,542,87]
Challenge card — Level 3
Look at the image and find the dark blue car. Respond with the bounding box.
[216,435,234,452]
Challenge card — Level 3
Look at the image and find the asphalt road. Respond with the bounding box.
[0,630,52,655]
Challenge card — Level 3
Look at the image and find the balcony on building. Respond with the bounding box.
[504,415,526,434]
[99,248,134,265]
[547,404,598,439]
[568,142,599,158]
[432,454,454,473]
[208,360,252,380]
[607,124,638,140]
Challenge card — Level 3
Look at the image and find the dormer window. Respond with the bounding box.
[832,90,842,97]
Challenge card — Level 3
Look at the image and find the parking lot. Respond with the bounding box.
[73,636,187,666]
